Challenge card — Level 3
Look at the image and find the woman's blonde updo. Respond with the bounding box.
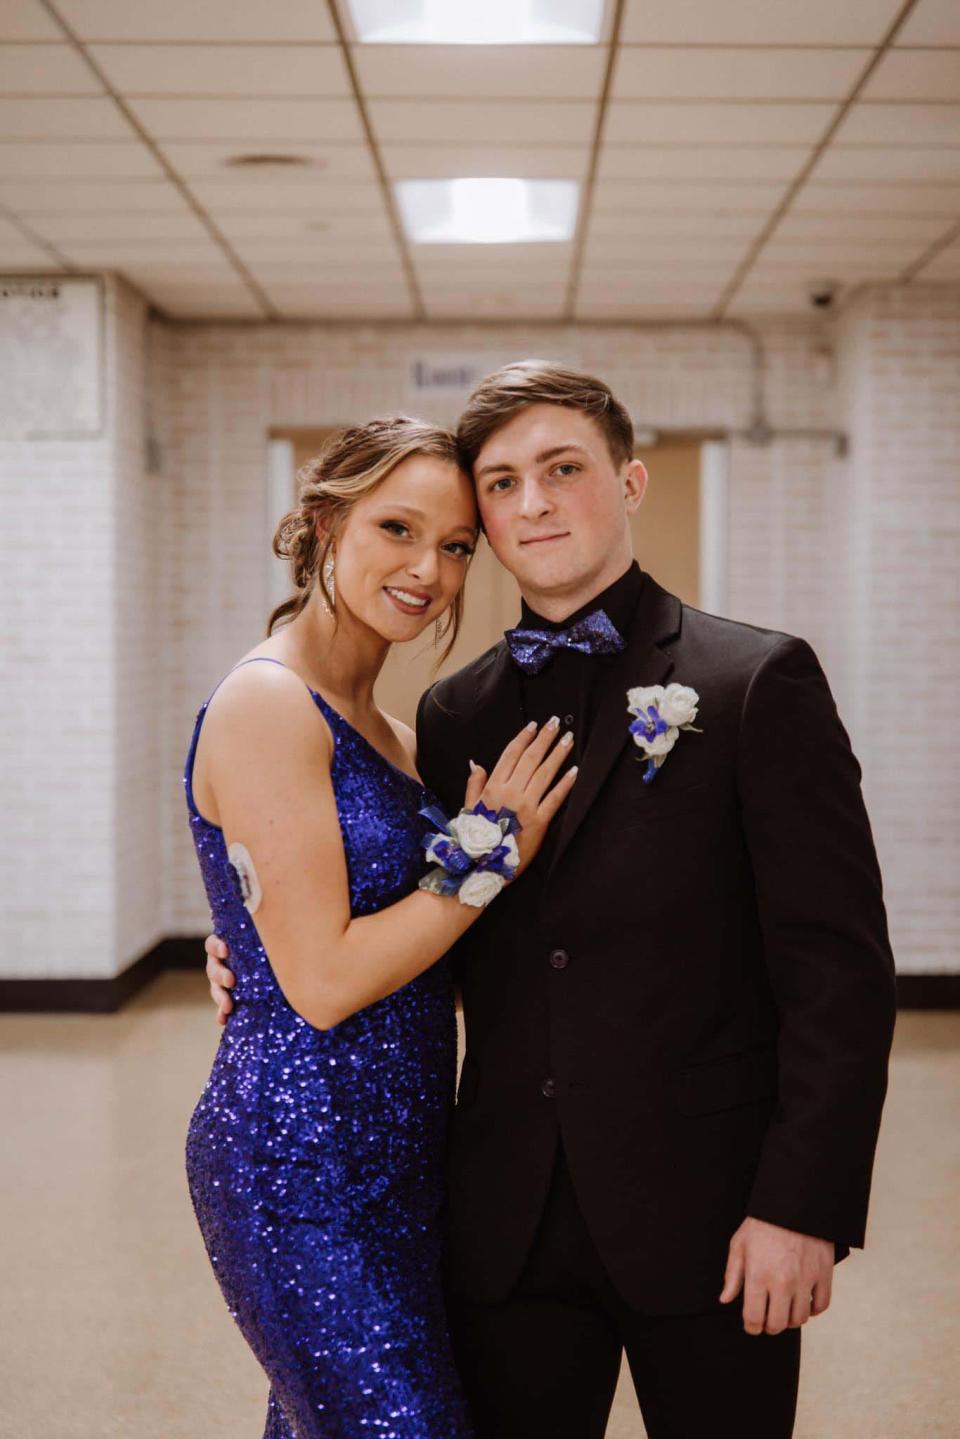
[267,417,474,666]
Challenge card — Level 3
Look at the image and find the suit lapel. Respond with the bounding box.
[545,573,682,883]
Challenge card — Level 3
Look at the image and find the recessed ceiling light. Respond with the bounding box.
[396,178,579,244]
[348,0,605,44]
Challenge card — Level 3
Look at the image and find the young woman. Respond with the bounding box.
[183,417,577,1439]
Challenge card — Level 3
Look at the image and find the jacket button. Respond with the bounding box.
[541,1078,556,1098]
[549,948,570,970]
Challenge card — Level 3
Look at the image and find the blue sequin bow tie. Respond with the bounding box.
[505,608,626,674]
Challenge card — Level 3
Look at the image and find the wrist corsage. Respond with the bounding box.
[418,801,522,907]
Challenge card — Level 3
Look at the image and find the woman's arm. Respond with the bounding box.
[197,663,574,1031]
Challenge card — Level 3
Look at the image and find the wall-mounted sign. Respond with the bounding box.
[407,353,493,408]
[0,276,103,439]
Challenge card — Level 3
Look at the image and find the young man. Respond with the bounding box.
[206,362,896,1438]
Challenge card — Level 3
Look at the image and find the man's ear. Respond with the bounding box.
[623,457,648,513]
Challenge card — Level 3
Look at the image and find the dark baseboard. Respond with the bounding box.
[895,974,960,1010]
[0,936,204,1014]
[2,946,959,1014]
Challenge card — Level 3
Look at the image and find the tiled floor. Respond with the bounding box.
[1,974,957,1438]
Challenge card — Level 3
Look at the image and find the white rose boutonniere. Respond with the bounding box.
[627,681,702,784]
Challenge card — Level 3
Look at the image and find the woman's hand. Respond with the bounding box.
[204,935,234,1024]
[463,718,577,877]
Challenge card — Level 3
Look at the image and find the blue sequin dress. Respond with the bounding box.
[183,658,472,1439]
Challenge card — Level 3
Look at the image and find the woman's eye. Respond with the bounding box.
[380,520,409,537]
[444,542,475,558]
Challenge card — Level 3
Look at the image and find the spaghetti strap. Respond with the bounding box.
[183,657,319,821]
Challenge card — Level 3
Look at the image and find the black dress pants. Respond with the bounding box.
[446,1143,801,1439]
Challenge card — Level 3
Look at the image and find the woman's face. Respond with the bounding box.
[329,454,478,644]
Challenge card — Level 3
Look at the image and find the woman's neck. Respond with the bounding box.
[282,594,389,715]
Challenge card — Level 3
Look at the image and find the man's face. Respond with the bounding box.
[472,402,646,611]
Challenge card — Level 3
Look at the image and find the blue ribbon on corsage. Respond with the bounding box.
[626,682,702,784]
[418,800,522,907]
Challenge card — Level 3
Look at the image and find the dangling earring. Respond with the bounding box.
[434,617,443,647]
[321,547,336,613]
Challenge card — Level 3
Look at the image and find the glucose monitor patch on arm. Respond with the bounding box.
[227,841,263,914]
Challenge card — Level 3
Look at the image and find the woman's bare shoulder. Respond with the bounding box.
[382,713,418,769]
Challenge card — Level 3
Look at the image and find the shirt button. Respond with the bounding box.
[549,948,570,970]
[563,713,575,727]
[541,1078,556,1099]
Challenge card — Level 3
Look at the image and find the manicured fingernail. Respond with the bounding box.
[561,730,574,745]
[547,715,560,729]
[526,720,537,731]
[568,765,579,776]
[468,758,478,772]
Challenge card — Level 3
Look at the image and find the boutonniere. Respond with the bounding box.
[626,683,702,784]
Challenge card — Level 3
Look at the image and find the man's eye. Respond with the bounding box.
[444,542,475,558]
[490,476,514,493]
[554,463,580,477]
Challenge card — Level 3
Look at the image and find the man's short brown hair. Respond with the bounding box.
[457,359,635,472]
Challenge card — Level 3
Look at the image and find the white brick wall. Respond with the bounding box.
[3,282,956,979]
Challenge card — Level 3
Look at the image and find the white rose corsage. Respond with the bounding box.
[626,682,702,784]
[418,800,521,907]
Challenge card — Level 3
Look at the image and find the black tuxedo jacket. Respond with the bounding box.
[416,569,897,1313]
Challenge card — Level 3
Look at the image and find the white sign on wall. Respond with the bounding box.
[407,353,493,410]
[0,276,103,439]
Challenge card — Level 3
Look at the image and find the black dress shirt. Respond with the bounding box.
[514,560,645,768]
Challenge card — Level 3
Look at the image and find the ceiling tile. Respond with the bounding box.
[233,238,401,266]
[262,282,414,317]
[0,1,63,40]
[917,240,960,277]
[214,211,393,241]
[54,0,336,42]
[592,178,790,212]
[127,98,365,143]
[0,96,131,138]
[33,210,209,241]
[0,176,185,211]
[589,210,762,238]
[382,144,589,180]
[0,44,102,94]
[759,236,931,264]
[582,234,749,266]
[895,0,960,46]
[59,239,226,266]
[119,259,244,288]
[605,101,834,144]
[413,242,572,278]
[0,140,163,177]
[835,103,960,144]
[188,178,387,213]
[860,50,960,102]
[576,298,715,319]
[352,45,607,99]
[621,0,903,44]
[423,288,566,319]
[613,46,869,101]
[87,43,349,97]
[140,281,266,318]
[598,145,809,182]
[812,148,960,182]
[159,142,376,181]
[793,179,960,213]
[775,211,951,240]
[368,99,597,146]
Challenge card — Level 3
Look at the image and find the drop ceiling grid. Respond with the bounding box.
[0,0,957,319]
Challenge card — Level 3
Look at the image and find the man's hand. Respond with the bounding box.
[720,1216,833,1335]
[204,935,235,1025]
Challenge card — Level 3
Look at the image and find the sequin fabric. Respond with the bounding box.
[183,659,472,1438]
[504,606,625,674]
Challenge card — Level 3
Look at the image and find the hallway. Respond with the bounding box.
[2,973,956,1438]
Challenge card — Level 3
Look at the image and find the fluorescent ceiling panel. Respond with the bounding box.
[348,0,604,44]
[396,177,578,244]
